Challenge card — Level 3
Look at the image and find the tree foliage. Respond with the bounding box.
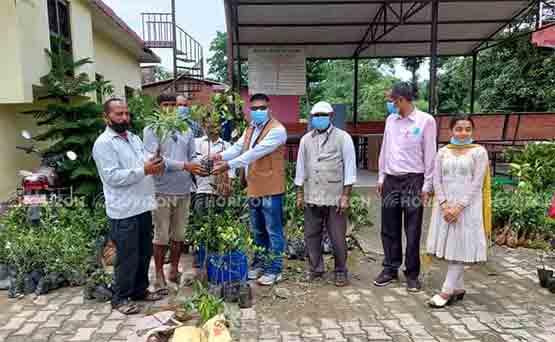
[25,49,108,199]
[151,65,173,82]
[207,31,247,85]
[478,34,555,112]
[402,57,424,90]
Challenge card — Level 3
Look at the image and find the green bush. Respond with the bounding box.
[505,142,555,190]
[0,200,109,285]
[183,282,224,324]
[492,142,555,243]
[189,208,253,255]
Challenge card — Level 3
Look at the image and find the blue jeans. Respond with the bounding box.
[249,194,285,275]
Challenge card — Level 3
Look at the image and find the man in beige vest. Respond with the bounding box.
[295,101,357,287]
[212,93,287,286]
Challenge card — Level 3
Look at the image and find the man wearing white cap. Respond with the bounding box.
[294,101,357,287]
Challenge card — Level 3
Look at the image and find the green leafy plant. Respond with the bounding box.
[183,282,224,324]
[128,93,157,137]
[144,108,190,156]
[348,192,372,230]
[24,48,111,200]
[492,142,555,248]
[190,89,246,141]
[189,209,253,255]
[505,142,555,190]
[0,199,109,288]
[86,269,112,288]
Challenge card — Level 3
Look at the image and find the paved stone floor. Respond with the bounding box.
[241,246,555,342]
[0,245,554,342]
[1,187,554,342]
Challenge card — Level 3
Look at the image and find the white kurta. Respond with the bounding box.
[426,146,489,264]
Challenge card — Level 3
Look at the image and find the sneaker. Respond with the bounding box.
[257,273,282,286]
[407,278,422,293]
[373,271,398,287]
[248,268,263,280]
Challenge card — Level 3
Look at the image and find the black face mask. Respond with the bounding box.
[108,121,130,134]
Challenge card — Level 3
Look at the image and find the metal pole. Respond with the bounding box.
[171,0,178,94]
[353,56,359,127]
[538,0,543,29]
[234,2,242,93]
[428,0,439,114]
[470,52,477,113]
[225,1,235,85]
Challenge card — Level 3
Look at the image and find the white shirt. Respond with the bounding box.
[294,125,357,187]
[92,127,156,220]
[193,136,235,194]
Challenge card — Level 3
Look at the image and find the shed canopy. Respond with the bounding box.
[227,0,535,59]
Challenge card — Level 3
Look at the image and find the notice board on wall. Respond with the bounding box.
[248,47,306,96]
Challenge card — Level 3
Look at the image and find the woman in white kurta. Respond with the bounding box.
[426,114,489,308]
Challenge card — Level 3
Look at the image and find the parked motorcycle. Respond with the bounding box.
[16,130,77,223]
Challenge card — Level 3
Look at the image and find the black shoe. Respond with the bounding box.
[407,278,422,293]
[335,272,349,287]
[308,272,325,282]
[373,271,398,287]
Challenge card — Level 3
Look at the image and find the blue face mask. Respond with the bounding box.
[178,106,189,118]
[311,116,331,131]
[450,137,474,145]
[251,110,269,126]
[386,101,399,115]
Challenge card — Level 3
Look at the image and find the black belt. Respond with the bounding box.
[386,173,424,179]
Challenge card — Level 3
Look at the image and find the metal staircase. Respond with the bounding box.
[141,10,204,98]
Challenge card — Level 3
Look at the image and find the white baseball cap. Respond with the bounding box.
[310,101,334,115]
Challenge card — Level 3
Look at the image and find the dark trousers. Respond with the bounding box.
[381,174,424,280]
[109,211,153,306]
[304,205,348,274]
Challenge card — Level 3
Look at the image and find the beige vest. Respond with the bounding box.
[302,127,345,206]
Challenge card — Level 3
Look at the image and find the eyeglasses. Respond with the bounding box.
[312,113,330,117]
[250,106,268,111]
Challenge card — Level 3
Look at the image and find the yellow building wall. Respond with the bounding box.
[18,0,52,102]
[70,0,96,80]
[0,0,50,104]
[0,105,43,202]
[0,0,143,201]
[93,31,142,99]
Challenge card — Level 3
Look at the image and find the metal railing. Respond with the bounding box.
[141,12,204,98]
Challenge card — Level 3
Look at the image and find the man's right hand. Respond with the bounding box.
[376,183,383,196]
[144,158,164,175]
[296,192,304,209]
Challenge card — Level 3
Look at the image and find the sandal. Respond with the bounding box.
[154,286,169,296]
[153,278,169,296]
[135,290,164,302]
[113,301,141,315]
